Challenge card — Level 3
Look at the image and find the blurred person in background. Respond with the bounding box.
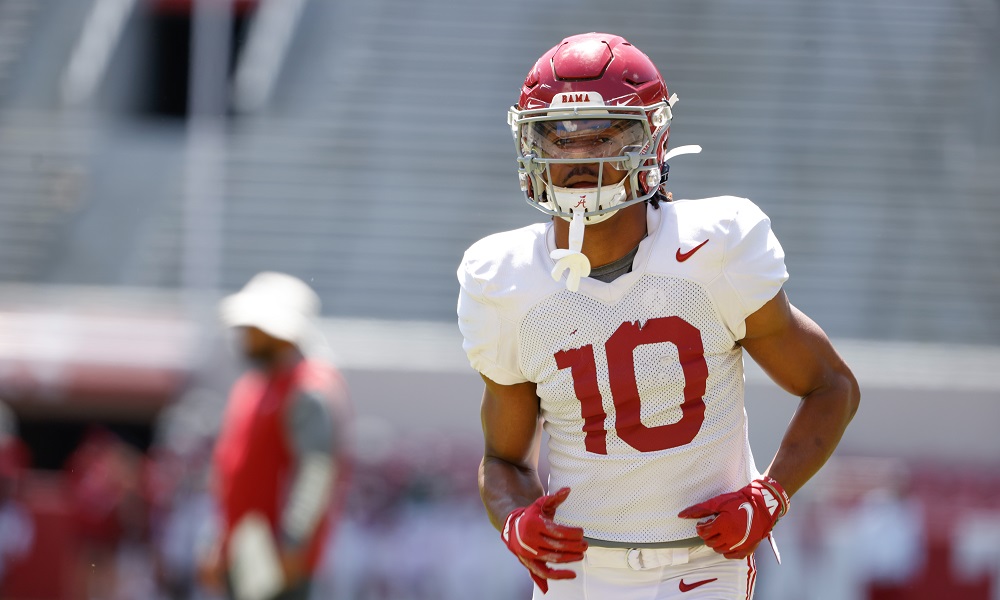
[66,427,153,600]
[198,272,352,600]
[457,32,860,598]
[0,402,32,587]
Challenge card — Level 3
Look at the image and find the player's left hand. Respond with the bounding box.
[279,547,309,587]
[677,476,790,559]
[195,540,225,593]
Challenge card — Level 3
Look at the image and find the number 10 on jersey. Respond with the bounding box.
[554,316,709,455]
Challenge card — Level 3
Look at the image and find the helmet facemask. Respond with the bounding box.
[510,93,674,225]
[508,92,676,293]
[508,33,702,292]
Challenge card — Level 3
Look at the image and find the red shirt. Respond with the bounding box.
[213,357,349,572]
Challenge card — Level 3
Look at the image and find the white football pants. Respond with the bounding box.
[533,544,756,600]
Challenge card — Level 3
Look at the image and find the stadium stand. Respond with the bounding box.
[0,0,995,341]
[0,0,997,597]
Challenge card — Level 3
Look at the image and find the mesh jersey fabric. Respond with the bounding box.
[457,197,788,543]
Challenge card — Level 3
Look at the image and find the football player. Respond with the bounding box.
[457,32,860,599]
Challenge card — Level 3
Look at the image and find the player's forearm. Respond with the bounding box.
[479,455,546,531]
[765,371,860,498]
[280,453,334,549]
[278,389,341,555]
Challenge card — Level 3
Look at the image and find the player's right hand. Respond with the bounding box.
[501,487,588,594]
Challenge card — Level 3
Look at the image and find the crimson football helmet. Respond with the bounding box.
[509,32,678,224]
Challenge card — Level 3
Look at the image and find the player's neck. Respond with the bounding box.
[554,203,648,268]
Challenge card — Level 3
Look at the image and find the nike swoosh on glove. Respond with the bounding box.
[677,476,790,559]
[501,487,588,594]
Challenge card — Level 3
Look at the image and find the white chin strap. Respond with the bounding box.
[547,183,622,292]
[550,208,590,292]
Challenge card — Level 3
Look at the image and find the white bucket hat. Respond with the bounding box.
[219,272,321,348]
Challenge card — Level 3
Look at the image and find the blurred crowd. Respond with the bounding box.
[0,398,998,600]
[0,403,997,600]
[0,390,530,600]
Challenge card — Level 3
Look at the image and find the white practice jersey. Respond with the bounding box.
[457,197,788,544]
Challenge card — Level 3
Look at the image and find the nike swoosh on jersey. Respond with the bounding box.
[729,502,754,550]
[679,577,718,592]
[675,239,709,262]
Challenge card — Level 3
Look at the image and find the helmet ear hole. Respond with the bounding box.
[641,169,661,194]
[641,134,670,196]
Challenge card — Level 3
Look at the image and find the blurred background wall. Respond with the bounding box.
[0,0,997,598]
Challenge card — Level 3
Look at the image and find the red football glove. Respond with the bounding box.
[501,487,588,594]
[678,476,790,559]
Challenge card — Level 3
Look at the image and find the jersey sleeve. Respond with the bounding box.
[712,199,789,339]
[456,252,527,386]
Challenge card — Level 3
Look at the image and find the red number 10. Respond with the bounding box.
[553,316,708,455]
